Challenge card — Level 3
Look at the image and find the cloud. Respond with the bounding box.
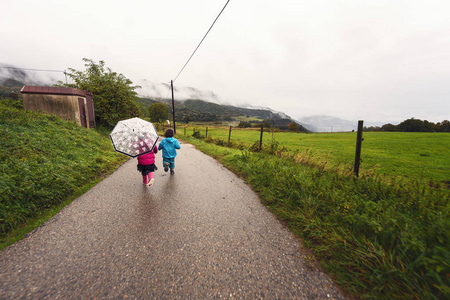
[0,64,60,86]
[1,0,449,124]
[136,79,220,103]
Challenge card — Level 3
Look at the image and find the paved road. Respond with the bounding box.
[0,141,345,299]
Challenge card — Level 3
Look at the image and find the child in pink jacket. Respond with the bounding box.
[137,146,158,187]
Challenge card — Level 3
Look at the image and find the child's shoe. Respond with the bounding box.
[146,178,154,187]
[164,162,169,172]
[170,169,175,175]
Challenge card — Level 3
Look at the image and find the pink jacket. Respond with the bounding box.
[137,146,158,165]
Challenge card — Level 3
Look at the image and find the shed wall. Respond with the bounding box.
[23,94,82,125]
[21,86,95,128]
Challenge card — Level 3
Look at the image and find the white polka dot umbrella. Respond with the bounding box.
[109,117,159,158]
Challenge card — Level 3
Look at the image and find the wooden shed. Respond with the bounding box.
[20,86,95,128]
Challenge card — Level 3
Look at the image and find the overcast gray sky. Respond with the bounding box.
[1,0,449,124]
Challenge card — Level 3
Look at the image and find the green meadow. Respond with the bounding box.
[180,125,449,299]
[181,126,450,185]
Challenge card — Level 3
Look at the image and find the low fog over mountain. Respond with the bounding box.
[136,79,220,104]
[1,64,382,132]
[0,64,61,87]
[298,116,384,132]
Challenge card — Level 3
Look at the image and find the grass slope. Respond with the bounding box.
[0,98,127,248]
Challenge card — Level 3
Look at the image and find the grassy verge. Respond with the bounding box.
[1,176,107,249]
[0,99,127,249]
[179,125,450,185]
[180,134,449,299]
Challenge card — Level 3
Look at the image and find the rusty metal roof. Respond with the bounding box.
[20,86,91,97]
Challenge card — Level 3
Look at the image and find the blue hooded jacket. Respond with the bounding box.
[158,137,180,158]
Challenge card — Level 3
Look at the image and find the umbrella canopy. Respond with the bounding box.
[110,117,159,157]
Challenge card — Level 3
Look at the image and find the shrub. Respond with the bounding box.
[192,130,202,139]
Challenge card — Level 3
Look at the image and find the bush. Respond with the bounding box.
[192,130,202,139]
[1,97,23,109]
[237,121,252,128]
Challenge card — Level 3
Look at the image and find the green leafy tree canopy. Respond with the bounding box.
[56,58,142,127]
[148,103,170,124]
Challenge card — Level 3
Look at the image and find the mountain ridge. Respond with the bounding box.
[147,98,310,132]
[0,70,307,132]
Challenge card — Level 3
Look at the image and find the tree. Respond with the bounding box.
[56,58,142,127]
[148,103,170,124]
[288,122,300,132]
[364,126,381,132]
[183,115,191,124]
[238,121,252,128]
[381,123,397,132]
[398,118,435,132]
[436,120,450,132]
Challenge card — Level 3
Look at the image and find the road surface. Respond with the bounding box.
[0,141,345,299]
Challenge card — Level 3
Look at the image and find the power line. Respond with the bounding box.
[0,66,68,84]
[173,0,231,82]
[0,67,65,73]
[138,82,169,88]
[164,82,172,100]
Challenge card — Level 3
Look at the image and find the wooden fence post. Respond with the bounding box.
[354,120,364,177]
[206,127,208,138]
[228,126,232,145]
[260,124,264,150]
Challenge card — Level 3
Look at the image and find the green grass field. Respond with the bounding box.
[180,126,450,185]
[180,131,450,299]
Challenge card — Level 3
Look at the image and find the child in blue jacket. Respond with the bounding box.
[158,128,180,175]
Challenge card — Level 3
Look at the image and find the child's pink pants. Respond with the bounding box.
[143,172,154,184]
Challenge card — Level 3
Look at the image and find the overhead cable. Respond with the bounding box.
[0,67,65,73]
[138,82,168,88]
[173,0,231,82]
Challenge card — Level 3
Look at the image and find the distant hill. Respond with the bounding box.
[0,63,61,98]
[181,99,282,120]
[141,98,310,132]
[157,98,281,123]
[0,71,310,132]
[0,78,24,99]
[139,97,160,107]
[298,115,359,132]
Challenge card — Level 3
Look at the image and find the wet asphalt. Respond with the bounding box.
[0,141,345,299]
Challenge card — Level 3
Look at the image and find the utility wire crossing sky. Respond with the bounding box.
[1,0,449,126]
[173,0,230,82]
